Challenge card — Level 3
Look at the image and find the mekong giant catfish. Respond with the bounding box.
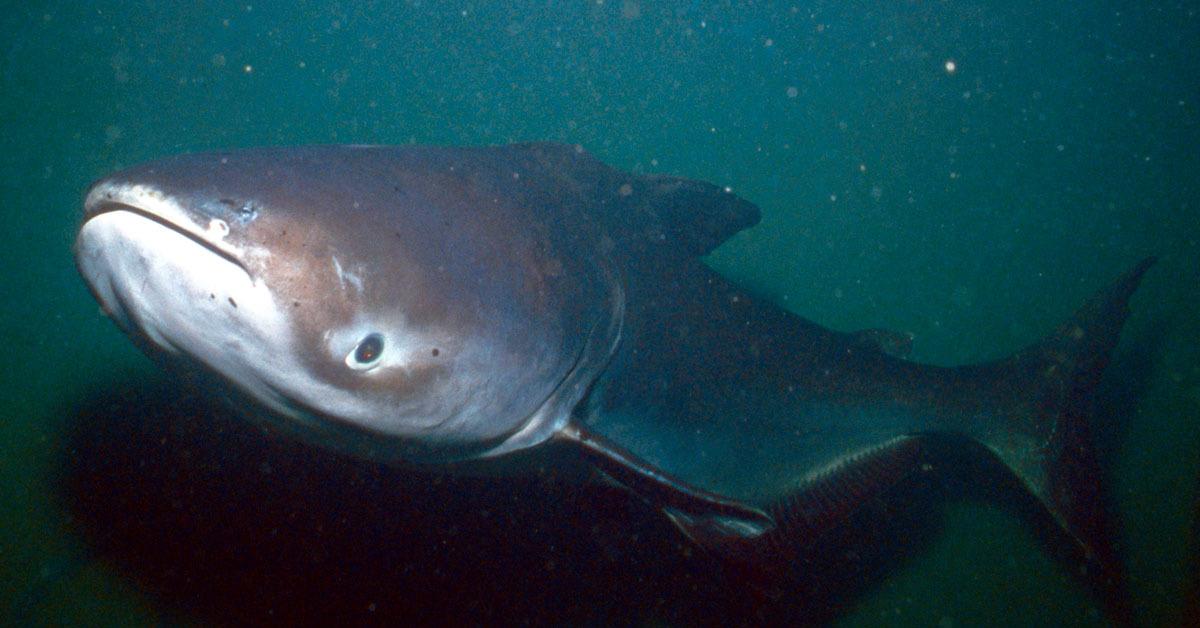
[74,143,1149,621]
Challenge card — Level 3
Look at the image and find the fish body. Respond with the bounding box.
[74,143,1150,622]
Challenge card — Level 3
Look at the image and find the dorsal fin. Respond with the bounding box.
[516,142,762,257]
[618,173,762,256]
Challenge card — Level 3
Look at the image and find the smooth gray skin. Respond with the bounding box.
[75,143,1144,620]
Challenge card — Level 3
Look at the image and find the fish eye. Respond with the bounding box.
[346,333,385,370]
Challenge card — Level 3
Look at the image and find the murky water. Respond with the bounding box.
[2,2,1197,625]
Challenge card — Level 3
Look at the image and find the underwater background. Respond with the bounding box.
[2,1,1197,625]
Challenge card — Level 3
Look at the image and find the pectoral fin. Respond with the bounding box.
[557,423,774,542]
[559,424,930,563]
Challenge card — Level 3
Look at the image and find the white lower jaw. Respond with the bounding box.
[75,211,408,446]
[76,210,291,394]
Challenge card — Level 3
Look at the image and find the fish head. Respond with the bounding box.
[75,146,613,461]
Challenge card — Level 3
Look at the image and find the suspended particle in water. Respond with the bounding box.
[104,125,123,145]
[944,60,957,74]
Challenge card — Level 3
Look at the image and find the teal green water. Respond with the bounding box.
[2,2,1197,625]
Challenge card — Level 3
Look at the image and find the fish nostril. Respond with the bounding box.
[234,202,258,221]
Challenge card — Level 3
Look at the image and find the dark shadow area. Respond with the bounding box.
[1091,320,1168,466]
[54,373,723,626]
[1086,319,1169,624]
[1185,469,1200,627]
[51,359,1148,626]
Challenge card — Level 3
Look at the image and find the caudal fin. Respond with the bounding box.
[971,257,1155,624]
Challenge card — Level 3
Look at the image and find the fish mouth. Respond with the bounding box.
[83,198,252,279]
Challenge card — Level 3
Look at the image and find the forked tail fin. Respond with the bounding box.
[965,257,1155,624]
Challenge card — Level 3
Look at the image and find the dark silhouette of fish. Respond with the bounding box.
[74,143,1151,623]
